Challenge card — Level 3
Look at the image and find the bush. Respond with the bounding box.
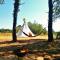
[56,32,60,39]
[28,22,47,35]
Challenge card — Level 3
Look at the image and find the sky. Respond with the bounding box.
[0,0,60,32]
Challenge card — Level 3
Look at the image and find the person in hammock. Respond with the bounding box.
[28,32,32,37]
[23,31,32,37]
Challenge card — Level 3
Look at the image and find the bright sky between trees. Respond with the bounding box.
[0,0,60,32]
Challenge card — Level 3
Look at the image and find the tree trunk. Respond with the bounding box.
[13,0,20,42]
[48,0,53,42]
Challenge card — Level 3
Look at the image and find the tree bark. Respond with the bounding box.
[13,0,20,42]
[48,0,53,42]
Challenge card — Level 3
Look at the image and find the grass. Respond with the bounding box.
[0,32,48,41]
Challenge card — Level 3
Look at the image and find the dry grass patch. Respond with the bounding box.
[0,33,48,42]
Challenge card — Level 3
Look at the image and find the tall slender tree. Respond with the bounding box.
[48,0,53,42]
[13,0,20,42]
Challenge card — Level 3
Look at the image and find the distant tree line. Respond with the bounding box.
[0,29,12,33]
[0,22,47,35]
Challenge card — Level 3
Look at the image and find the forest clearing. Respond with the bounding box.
[0,0,60,60]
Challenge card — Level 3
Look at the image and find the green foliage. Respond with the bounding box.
[16,25,21,32]
[42,28,47,35]
[56,32,60,39]
[53,0,60,19]
[28,22,47,35]
[0,29,12,33]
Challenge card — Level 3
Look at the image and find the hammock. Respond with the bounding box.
[20,29,39,37]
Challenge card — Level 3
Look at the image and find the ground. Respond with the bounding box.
[0,32,48,42]
[0,32,59,60]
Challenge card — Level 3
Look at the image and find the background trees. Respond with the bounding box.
[28,22,47,35]
[1,0,60,41]
[0,29,12,33]
[53,0,60,39]
[53,0,60,19]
